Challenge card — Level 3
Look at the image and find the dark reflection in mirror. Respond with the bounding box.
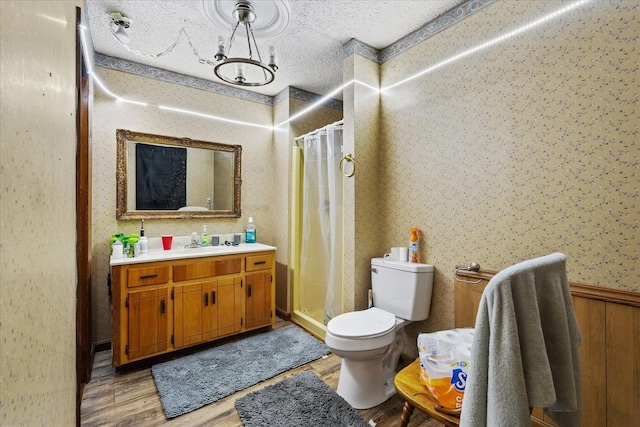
[116,129,241,220]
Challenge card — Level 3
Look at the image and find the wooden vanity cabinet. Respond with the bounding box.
[111,250,275,367]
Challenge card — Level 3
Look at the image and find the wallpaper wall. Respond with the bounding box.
[378,0,639,352]
[0,1,81,424]
[92,68,274,342]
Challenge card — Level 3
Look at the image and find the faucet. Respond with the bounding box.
[184,232,200,248]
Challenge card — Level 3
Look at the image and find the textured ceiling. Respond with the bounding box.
[86,0,464,98]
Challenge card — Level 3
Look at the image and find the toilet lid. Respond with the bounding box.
[327,307,396,339]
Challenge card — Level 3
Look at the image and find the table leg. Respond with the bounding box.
[400,401,415,427]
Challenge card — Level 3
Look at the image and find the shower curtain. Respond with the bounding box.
[299,123,344,324]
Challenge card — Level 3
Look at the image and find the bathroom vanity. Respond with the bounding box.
[110,243,276,367]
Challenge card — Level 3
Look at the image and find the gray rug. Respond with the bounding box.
[151,326,330,418]
[235,370,369,427]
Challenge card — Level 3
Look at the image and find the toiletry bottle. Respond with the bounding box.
[409,227,419,263]
[112,240,123,259]
[110,234,117,255]
[246,217,256,244]
[139,219,148,253]
[139,236,148,254]
[201,225,209,247]
[128,235,139,258]
[122,235,130,257]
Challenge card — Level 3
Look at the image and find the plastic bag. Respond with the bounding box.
[417,328,474,409]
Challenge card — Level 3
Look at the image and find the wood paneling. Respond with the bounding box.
[573,296,606,427]
[75,7,92,424]
[455,270,640,427]
[453,272,489,328]
[606,302,640,427]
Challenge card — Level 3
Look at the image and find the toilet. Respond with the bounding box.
[325,258,434,409]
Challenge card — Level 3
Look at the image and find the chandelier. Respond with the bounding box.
[213,1,278,87]
[107,1,289,88]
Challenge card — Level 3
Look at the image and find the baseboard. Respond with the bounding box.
[276,307,291,321]
[93,340,111,353]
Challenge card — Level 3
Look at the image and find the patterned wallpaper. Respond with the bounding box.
[376,0,639,351]
[0,1,80,424]
[92,68,275,342]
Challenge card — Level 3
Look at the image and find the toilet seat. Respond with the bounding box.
[327,307,396,339]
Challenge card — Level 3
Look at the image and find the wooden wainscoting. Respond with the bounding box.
[454,269,640,427]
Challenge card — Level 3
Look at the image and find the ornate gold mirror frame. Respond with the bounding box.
[116,129,242,220]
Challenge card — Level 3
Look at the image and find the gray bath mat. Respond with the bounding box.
[151,325,330,418]
[235,370,369,427]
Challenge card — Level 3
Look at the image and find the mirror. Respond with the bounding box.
[116,129,241,220]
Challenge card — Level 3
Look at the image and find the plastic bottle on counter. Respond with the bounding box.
[201,225,209,247]
[112,240,123,259]
[139,236,148,254]
[128,234,139,258]
[408,227,419,263]
[246,217,256,244]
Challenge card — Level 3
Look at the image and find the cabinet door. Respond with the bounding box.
[246,271,272,329]
[202,280,218,341]
[217,276,243,337]
[127,287,168,360]
[174,282,206,348]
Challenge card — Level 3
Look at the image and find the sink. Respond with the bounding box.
[172,246,228,254]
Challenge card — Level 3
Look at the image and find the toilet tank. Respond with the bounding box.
[370,258,434,321]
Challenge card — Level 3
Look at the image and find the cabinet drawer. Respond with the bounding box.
[173,258,242,282]
[127,266,170,288]
[215,258,242,276]
[174,261,216,282]
[246,254,273,272]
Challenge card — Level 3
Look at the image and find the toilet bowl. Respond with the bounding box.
[325,258,434,409]
[325,308,409,409]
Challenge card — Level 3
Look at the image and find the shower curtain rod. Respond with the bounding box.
[293,119,344,145]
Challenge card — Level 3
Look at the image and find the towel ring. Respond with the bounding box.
[340,153,356,177]
[454,262,482,284]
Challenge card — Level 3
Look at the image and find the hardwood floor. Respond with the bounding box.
[81,320,444,427]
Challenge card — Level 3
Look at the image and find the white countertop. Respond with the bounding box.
[110,242,277,266]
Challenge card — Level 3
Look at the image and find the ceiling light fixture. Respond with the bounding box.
[109,11,132,44]
[213,1,278,87]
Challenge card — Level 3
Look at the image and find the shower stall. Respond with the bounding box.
[289,121,344,338]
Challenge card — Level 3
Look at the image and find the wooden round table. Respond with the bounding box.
[394,359,461,427]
